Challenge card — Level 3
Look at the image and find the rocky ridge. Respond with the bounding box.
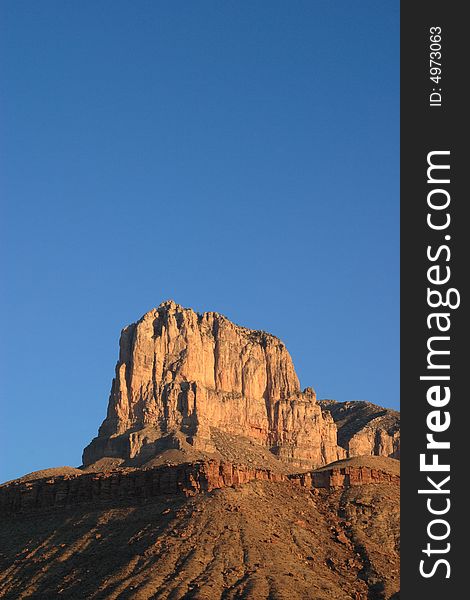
[0,456,399,515]
[319,400,400,459]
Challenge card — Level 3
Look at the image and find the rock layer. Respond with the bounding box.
[290,457,400,490]
[0,462,286,514]
[83,301,344,469]
[0,457,399,515]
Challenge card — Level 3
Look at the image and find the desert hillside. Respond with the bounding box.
[0,455,399,600]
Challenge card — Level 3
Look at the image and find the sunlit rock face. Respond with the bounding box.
[83,301,345,468]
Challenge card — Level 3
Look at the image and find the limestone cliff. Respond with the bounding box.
[83,301,344,469]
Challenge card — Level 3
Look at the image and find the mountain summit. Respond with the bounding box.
[1,302,401,599]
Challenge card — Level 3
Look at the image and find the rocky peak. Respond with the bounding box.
[83,301,344,469]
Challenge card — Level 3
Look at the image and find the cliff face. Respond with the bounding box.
[83,301,344,469]
[319,400,400,459]
[0,462,286,514]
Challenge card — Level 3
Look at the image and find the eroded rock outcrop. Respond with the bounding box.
[83,301,345,469]
[319,400,400,459]
[290,455,400,490]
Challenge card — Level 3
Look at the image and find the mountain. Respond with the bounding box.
[0,302,400,599]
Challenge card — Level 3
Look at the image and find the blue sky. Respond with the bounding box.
[0,1,399,481]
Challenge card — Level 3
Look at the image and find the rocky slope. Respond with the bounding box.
[83,301,345,470]
[0,456,399,600]
[319,401,400,459]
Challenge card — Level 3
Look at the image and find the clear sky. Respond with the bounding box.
[0,1,399,482]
